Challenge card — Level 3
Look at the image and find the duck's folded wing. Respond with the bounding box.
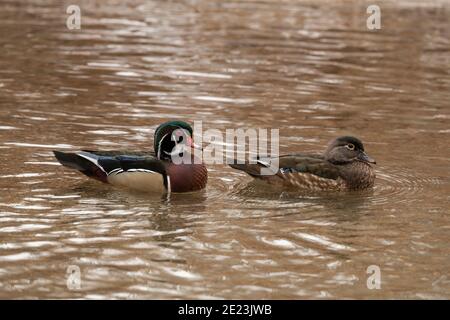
[81,150,156,157]
[99,154,169,192]
[73,151,163,174]
[93,155,164,174]
[277,155,340,180]
[229,153,340,181]
[54,151,169,191]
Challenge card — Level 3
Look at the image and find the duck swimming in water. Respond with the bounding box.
[229,136,376,191]
[53,120,207,193]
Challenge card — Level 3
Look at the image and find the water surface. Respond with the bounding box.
[0,0,449,299]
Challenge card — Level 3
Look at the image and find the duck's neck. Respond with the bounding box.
[338,161,376,190]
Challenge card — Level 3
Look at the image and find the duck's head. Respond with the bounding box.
[324,136,376,165]
[154,120,200,160]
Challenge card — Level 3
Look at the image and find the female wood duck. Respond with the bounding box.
[229,136,376,191]
[53,121,207,193]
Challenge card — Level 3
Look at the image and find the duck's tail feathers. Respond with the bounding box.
[53,151,108,183]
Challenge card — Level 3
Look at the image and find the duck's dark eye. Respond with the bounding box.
[172,129,186,143]
[346,143,355,150]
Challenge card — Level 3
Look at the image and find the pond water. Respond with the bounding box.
[0,0,449,299]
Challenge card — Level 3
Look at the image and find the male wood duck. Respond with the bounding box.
[229,136,376,191]
[53,121,207,193]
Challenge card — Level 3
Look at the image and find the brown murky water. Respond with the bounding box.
[0,0,449,299]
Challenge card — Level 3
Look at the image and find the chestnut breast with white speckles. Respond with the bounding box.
[165,162,208,193]
[275,161,375,191]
